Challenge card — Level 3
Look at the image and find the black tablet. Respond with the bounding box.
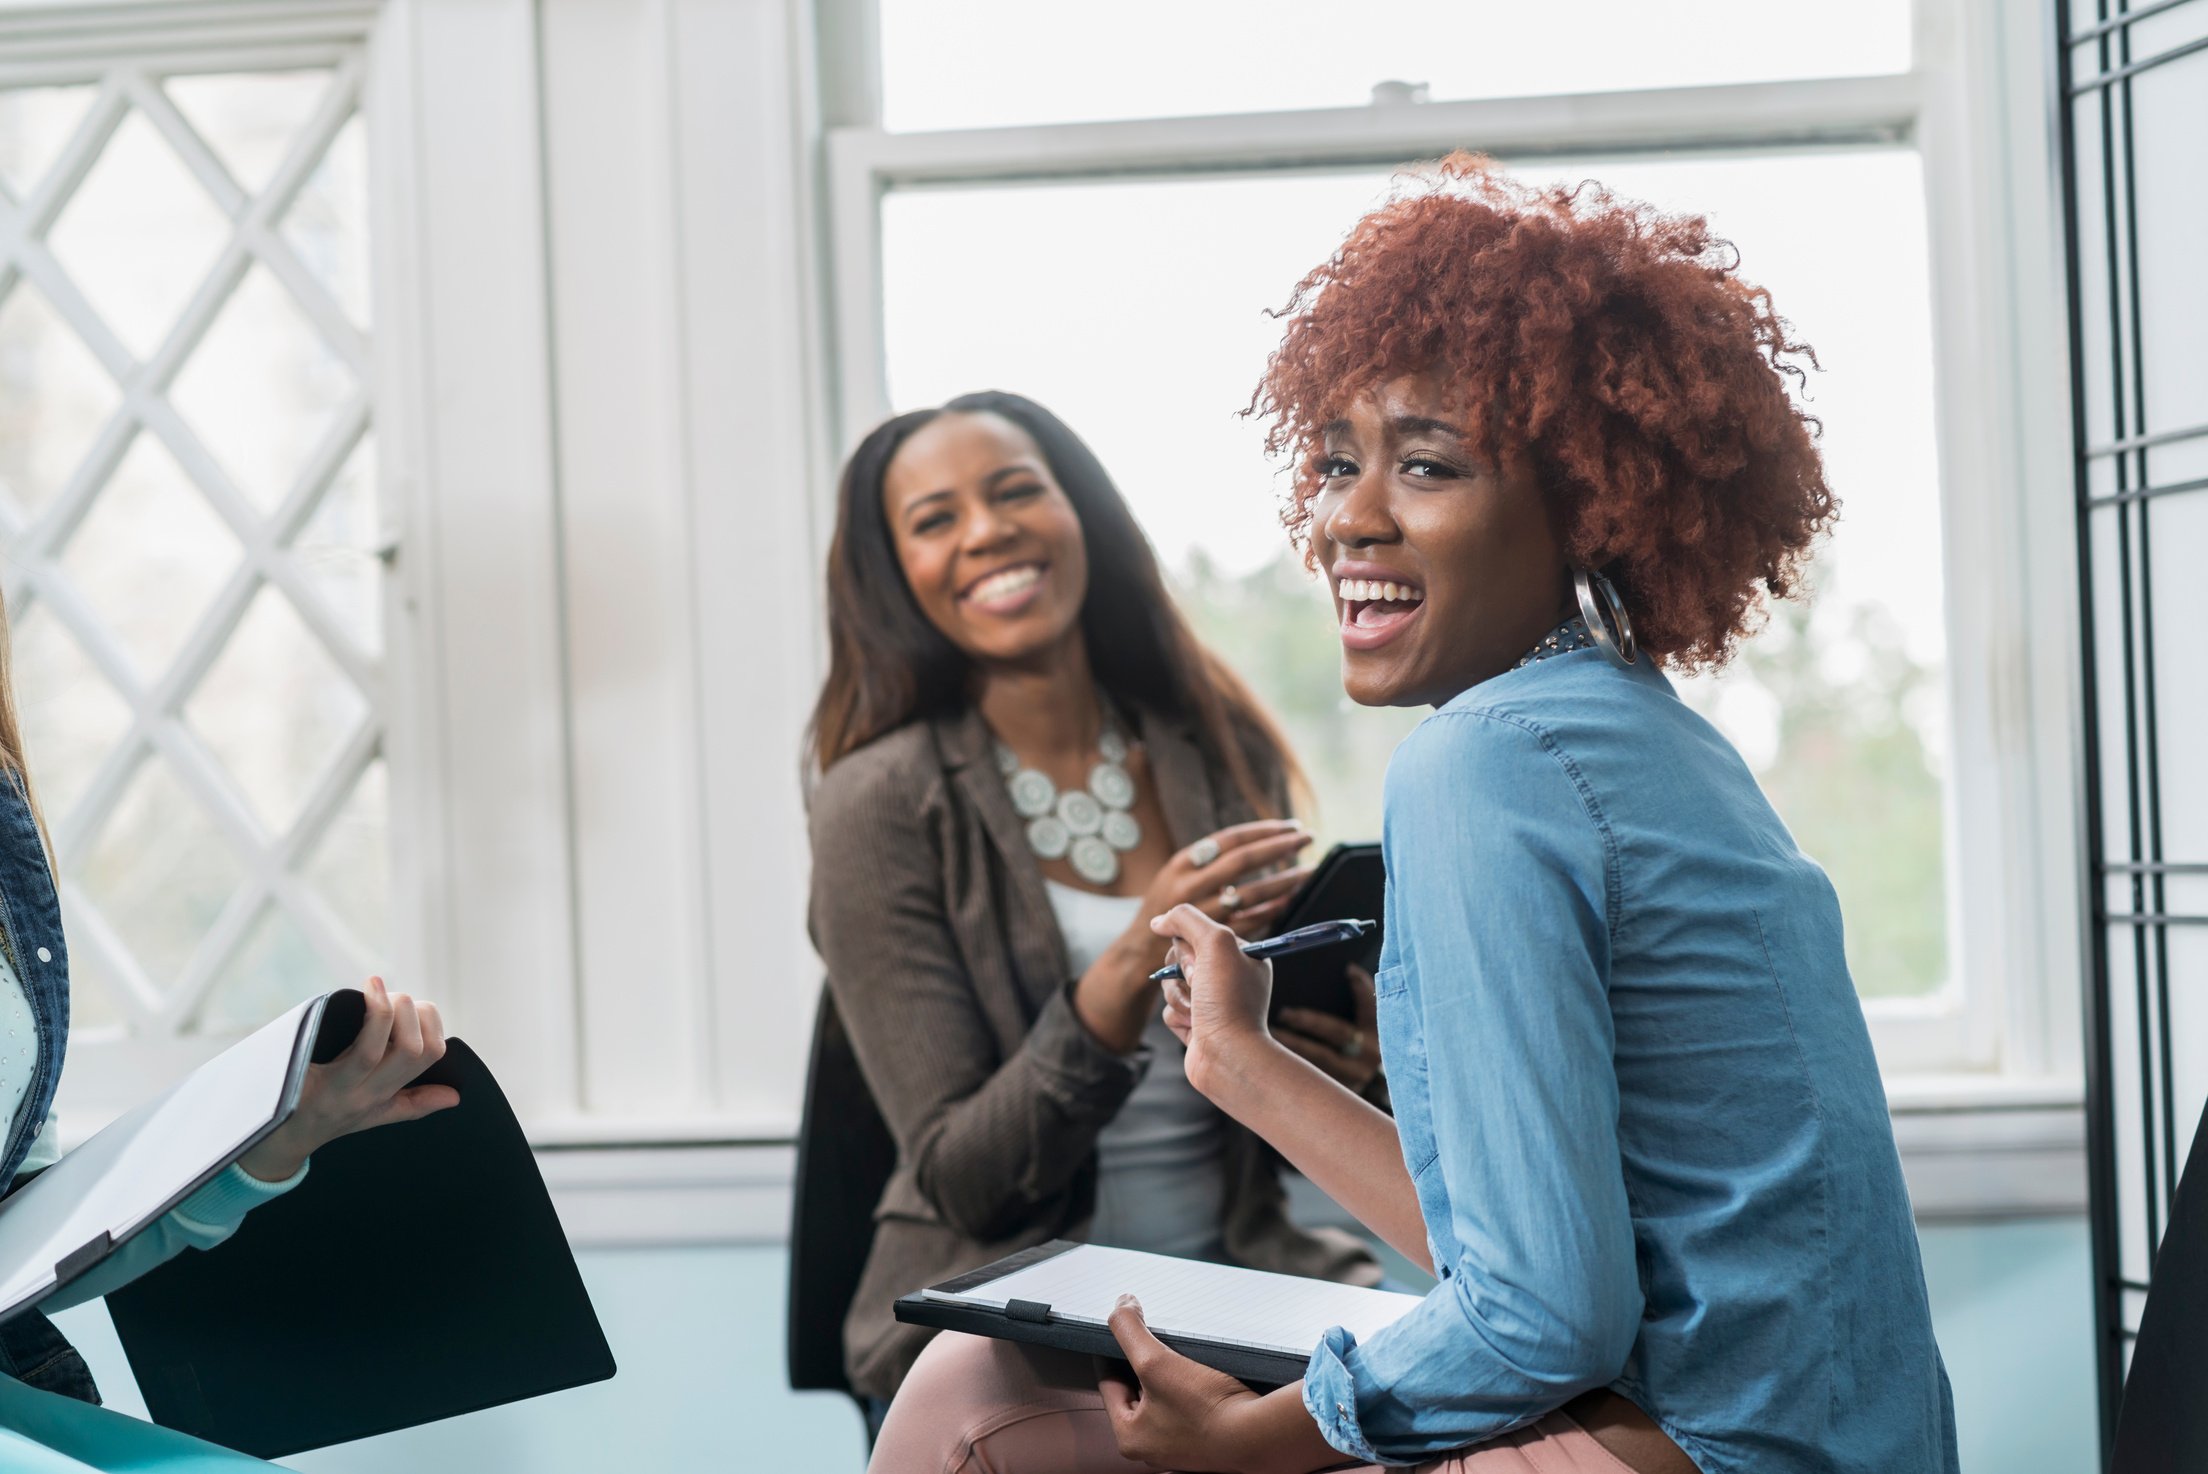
[1267,842,1383,1022]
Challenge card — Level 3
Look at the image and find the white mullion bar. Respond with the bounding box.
[263,720,382,981]
[827,115,888,452]
[158,724,376,1021]
[835,72,1924,188]
[137,371,386,700]
[38,562,259,861]
[265,401,384,692]
[0,42,355,92]
[12,76,130,241]
[132,232,253,394]
[270,390,369,542]
[9,406,137,566]
[56,883,165,1021]
[0,3,375,73]
[281,884,373,978]
[28,602,160,863]
[226,58,371,374]
[0,1,378,44]
[258,545,382,702]
[146,714,278,879]
[168,856,385,1030]
[245,218,369,372]
[155,874,269,1028]
[226,750,381,1001]
[119,67,249,219]
[135,392,282,551]
[244,53,363,226]
[277,716,377,867]
[127,70,366,393]
[266,862,374,983]
[8,233,138,383]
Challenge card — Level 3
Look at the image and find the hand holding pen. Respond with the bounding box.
[1148,918,1376,984]
[1147,907,1375,1095]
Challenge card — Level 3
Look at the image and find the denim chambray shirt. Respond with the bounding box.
[1301,650,1958,1474]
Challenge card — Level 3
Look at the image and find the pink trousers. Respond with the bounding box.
[868,1332,1639,1474]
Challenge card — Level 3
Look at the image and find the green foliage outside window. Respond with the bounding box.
[1172,550,1949,1000]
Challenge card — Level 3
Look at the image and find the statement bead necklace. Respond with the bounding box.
[994,705,1142,886]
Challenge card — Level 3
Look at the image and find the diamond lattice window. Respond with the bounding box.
[0,60,387,1041]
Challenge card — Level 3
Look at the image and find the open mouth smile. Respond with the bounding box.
[1334,574,1426,651]
[960,561,1049,616]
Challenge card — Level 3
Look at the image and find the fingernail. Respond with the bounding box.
[1117,1294,1138,1311]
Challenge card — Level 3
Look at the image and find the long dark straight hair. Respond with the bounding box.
[807,390,1302,819]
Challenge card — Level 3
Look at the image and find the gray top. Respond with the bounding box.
[1045,880,1228,1260]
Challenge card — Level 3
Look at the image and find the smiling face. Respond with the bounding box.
[1312,373,1573,708]
[882,410,1091,671]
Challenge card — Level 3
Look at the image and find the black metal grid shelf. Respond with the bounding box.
[2053,0,2208,1460]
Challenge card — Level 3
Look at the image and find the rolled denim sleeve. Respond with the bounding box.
[1304,709,1642,1463]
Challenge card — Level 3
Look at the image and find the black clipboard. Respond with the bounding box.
[1267,842,1384,1022]
[895,1242,1306,1387]
[103,1004,616,1458]
[895,1240,1421,1389]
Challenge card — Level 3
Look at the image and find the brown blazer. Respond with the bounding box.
[808,702,1380,1399]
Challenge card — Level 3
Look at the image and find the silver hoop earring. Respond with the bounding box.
[1573,567,1638,668]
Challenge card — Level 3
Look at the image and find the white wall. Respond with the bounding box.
[379,0,829,1141]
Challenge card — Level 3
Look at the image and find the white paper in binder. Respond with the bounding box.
[0,995,325,1322]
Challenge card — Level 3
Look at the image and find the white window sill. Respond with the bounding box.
[533,1083,2087,1251]
[1885,1074,2085,1221]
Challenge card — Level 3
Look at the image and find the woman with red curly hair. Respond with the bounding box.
[867,158,1958,1474]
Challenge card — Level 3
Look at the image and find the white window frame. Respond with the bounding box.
[0,0,2089,1242]
[4,0,839,1165]
[0,0,426,1122]
[821,0,2087,1114]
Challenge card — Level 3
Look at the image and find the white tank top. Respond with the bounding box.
[1045,880,1229,1260]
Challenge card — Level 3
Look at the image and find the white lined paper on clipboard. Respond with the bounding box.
[921,1242,1423,1359]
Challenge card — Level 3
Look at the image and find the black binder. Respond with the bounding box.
[101,997,616,1458]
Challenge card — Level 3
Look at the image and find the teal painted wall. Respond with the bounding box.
[51,1216,2095,1472]
[1919,1217,2099,1473]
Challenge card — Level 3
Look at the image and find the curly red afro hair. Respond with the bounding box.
[1253,153,1836,670]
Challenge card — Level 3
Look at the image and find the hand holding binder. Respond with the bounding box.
[230,976,458,1185]
[0,986,615,1458]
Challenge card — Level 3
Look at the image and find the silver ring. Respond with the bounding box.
[1342,1030,1365,1061]
[1188,837,1221,868]
[1219,884,1243,913]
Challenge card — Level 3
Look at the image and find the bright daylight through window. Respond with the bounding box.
[0,65,388,1062]
[878,0,1912,131]
[883,151,1951,1003]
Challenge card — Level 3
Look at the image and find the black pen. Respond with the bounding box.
[1149,918,1376,985]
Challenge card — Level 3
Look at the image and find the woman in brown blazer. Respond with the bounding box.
[807,391,1381,1405]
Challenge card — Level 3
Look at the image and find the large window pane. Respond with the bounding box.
[880,1,1911,133]
[0,65,390,1046]
[881,149,1951,999]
